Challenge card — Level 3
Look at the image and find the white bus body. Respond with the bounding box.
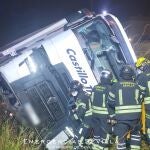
[0,9,136,148]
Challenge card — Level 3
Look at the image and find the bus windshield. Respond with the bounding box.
[75,18,126,82]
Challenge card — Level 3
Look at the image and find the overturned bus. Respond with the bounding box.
[0,9,137,149]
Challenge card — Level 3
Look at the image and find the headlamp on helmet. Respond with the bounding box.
[69,80,82,94]
[100,70,113,85]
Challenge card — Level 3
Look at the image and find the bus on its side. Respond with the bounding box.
[0,9,136,149]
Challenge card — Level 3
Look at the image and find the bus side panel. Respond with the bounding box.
[43,30,97,93]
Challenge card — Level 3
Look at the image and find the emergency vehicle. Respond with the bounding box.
[0,9,137,149]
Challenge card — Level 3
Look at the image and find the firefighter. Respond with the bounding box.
[91,69,113,150]
[78,69,113,149]
[136,57,150,144]
[108,65,144,150]
[68,80,91,147]
[68,80,82,131]
[69,80,90,123]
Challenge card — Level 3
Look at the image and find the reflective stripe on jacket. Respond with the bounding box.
[108,80,143,120]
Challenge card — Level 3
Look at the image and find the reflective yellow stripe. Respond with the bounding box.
[89,98,92,108]
[116,136,119,144]
[146,114,150,119]
[85,112,92,116]
[91,92,94,103]
[85,98,92,117]
[145,97,150,100]
[108,96,115,101]
[109,92,115,98]
[147,128,150,139]
[144,97,150,104]
[105,134,110,144]
[147,128,150,134]
[92,105,108,111]
[102,94,106,107]
[92,109,108,114]
[130,145,140,149]
[77,102,86,109]
[138,85,146,91]
[135,89,139,104]
[112,79,118,83]
[145,101,150,104]
[83,124,89,128]
[140,95,143,99]
[119,89,123,105]
[79,136,84,145]
[146,73,150,76]
[116,105,141,114]
[116,109,141,114]
[73,114,79,120]
[116,105,141,110]
[85,110,92,116]
[148,81,150,95]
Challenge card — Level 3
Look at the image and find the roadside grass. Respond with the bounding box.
[0,119,39,150]
[0,98,42,150]
[0,117,149,150]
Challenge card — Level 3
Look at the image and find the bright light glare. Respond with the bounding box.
[9,113,13,117]
[24,102,40,125]
[129,38,132,42]
[102,10,107,15]
[18,62,30,76]
[28,56,36,73]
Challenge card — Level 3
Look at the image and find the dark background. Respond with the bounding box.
[0,0,150,47]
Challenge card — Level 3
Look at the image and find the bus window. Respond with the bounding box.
[75,19,126,81]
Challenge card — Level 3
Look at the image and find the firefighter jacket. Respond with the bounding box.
[137,72,150,110]
[72,91,90,122]
[107,80,144,120]
[80,84,110,127]
[90,84,110,119]
[77,84,110,144]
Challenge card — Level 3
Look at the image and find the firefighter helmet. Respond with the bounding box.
[100,70,113,85]
[120,65,135,80]
[136,57,150,71]
[136,57,149,68]
[69,80,83,92]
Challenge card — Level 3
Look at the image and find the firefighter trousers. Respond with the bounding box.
[114,120,141,150]
[92,117,111,150]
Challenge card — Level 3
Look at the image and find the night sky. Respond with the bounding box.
[0,0,150,48]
